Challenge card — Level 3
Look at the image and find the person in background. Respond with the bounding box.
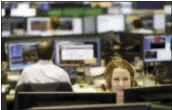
[42,16,62,36]
[133,56,144,74]
[104,57,135,92]
[13,23,25,36]
[131,19,154,34]
[16,40,71,86]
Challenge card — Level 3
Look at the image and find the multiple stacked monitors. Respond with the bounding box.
[8,41,40,71]
[97,15,125,33]
[54,38,100,67]
[144,35,171,62]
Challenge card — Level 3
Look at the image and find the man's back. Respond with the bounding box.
[17,60,71,86]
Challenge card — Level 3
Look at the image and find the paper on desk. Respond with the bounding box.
[72,84,96,93]
[90,67,105,76]
[8,75,20,81]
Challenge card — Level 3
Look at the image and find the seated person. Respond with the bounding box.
[13,23,25,36]
[16,40,71,89]
[104,57,135,92]
[42,16,62,36]
[131,19,154,34]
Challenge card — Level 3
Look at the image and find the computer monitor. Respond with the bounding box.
[2,17,27,37]
[125,14,153,32]
[119,33,144,62]
[153,14,165,31]
[124,85,172,103]
[54,38,100,67]
[10,2,36,17]
[27,17,82,35]
[27,17,50,35]
[97,15,125,33]
[16,92,116,110]
[140,14,153,30]
[2,18,11,37]
[165,14,171,33]
[8,40,40,71]
[144,35,171,62]
[83,16,96,34]
[59,17,82,35]
[26,103,171,110]
[133,1,164,10]
[36,2,51,11]
[2,8,5,17]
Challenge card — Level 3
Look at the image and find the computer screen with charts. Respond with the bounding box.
[8,40,40,71]
[144,35,171,62]
[54,38,100,67]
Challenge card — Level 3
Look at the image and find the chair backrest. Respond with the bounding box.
[15,82,73,110]
[15,82,73,92]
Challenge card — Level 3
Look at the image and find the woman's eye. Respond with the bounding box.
[114,78,119,81]
[123,77,128,81]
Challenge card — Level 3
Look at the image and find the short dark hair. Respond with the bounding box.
[50,17,60,30]
[132,19,143,29]
[37,40,53,60]
[16,23,23,29]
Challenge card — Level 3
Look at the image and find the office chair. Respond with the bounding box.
[15,82,73,92]
[14,82,73,110]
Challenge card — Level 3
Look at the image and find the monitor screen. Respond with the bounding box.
[10,2,36,17]
[27,17,50,35]
[8,41,40,71]
[153,14,165,31]
[144,35,171,62]
[166,15,172,33]
[27,103,162,110]
[2,8,5,16]
[133,1,164,9]
[83,16,96,34]
[59,17,82,35]
[97,15,125,33]
[2,19,11,37]
[140,14,153,30]
[2,17,27,37]
[27,17,82,35]
[54,38,100,67]
[36,2,50,11]
[17,92,116,110]
[124,85,172,103]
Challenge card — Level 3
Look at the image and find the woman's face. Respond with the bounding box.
[111,67,132,92]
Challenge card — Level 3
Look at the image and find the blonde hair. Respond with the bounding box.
[104,57,135,90]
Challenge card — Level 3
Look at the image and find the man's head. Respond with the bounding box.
[132,19,143,29]
[37,40,53,60]
[50,16,60,30]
